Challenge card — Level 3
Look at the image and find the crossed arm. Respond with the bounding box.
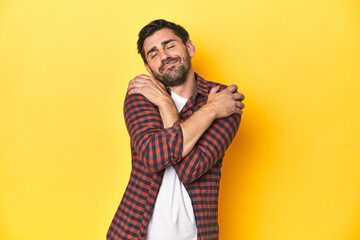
[125,75,244,183]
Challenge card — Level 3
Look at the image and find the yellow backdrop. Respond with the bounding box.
[1,0,359,239]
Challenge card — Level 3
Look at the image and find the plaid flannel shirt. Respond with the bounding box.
[107,73,241,240]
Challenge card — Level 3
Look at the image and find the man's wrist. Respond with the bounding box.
[157,97,179,128]
[202,102,218,120]
[158,97,176,111]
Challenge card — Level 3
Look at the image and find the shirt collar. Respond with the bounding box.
[194,72,210,97]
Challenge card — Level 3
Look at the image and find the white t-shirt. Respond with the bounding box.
[146,91,197,240]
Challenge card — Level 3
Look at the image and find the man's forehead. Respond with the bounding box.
[143,28,182,51]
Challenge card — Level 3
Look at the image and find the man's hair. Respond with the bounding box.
[137,19,189,64]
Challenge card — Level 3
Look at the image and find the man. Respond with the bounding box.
[107,19,245,240]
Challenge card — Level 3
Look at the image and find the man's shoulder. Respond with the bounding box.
[198,76,229,92]
[124,92,153,104]
[123,92,158,113]
[196,73,229,94]
[207,80,228,89]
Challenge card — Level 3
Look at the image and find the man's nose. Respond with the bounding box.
[158,50,170,61]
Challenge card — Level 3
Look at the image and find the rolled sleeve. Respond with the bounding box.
[166,120,183,164]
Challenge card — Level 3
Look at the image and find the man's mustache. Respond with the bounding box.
[159,57,181,73]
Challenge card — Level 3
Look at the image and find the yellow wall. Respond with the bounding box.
[1,0,359,239]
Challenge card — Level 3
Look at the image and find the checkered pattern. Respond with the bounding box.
[107,73,241,240]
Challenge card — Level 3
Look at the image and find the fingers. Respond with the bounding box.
[223,85,245,100]
[235,100,245,109]
[128,87,142,95]
[225,84,238,93]
[136,74,160,85]
[127,82,146,93]
[129,75,152,86]
[235,107,243,115]
[128,77,149,94]
[233,92,245,101]
[209,86,220,96]
[128,75,162,94]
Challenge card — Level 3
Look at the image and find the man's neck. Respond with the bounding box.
[169,68,196,99]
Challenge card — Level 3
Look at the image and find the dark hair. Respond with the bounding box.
[137,19,189,64]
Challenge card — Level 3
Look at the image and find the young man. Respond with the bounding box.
[107,19,245,240]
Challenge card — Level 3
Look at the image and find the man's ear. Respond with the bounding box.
[186,40,196,58]
[144,63,153,75]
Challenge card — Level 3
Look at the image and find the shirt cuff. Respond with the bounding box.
[167,120,183,164]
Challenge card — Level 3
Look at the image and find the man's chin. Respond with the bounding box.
[152,64,189,86]
[162,75,187,87]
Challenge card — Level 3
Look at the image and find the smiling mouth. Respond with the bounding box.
[160,60,178,73]
[163,61,177,70]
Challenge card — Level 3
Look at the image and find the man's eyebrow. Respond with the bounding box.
[146,39,176,57]
[161,39,176,46]
[146,46,157,57]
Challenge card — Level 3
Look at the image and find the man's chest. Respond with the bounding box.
[178,96,207,120]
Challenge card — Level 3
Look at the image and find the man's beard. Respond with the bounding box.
[150,52,191,87]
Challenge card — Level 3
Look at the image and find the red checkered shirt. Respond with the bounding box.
[107,73,241,240]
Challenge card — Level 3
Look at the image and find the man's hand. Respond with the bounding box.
[127,74,179,128]
[127,74,172,108]
[206,85,245,119]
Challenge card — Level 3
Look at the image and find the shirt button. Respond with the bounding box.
[150,205,153,210]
